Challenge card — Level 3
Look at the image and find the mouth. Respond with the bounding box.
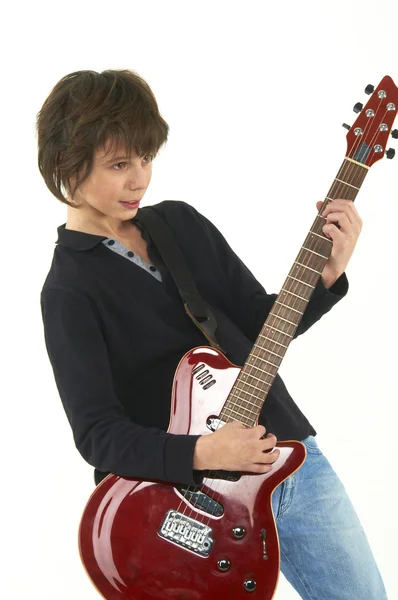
[120,199,141,209]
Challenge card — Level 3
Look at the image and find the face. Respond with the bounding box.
[65,141,153,235]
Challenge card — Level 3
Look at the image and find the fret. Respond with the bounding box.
[287,275,315,288]
[233,386,266,410]
[241,371,273,386]
[223,403,258,419]
[253,343,285,358]
[308,231,332,243]
[334,177,360,190]
[235,379,269,394]
[269,314,297,326]
[317,214,327,220]
[333,158,368,190]
[280,289,308,301]
[258,333,288,348]
[294,261,323,275]
[252,350,280,368]
[245,362,277,379]
[275,301,303,315]
[301,246,328,259]
[228,391,263,408]
[344,156,369,170]
[263,323,294,338]
[327,161,367,196]
[223,405,257,422]
[222,408,252,425]
[249,356,279,371]
[221,416,243,425]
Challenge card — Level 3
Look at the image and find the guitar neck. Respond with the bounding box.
[220,158,369,427]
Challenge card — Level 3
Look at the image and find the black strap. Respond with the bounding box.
[137,206,225,353]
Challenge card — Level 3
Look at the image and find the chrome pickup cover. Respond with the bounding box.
[158,509,214,557]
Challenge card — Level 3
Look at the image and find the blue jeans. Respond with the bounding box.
[271,435,387,599]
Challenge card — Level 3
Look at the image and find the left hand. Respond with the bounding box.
[316,199,363,289]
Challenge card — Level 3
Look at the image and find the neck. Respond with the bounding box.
[66,205,137,238]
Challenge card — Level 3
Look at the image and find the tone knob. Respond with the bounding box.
[353,102,363,113]
[391,129,398,139]
[342,123,351,130]
[243,579,257,592]
[217,558,231,571]
[365,84,375,95]
[386,148,395,159]
[232,526,246,539]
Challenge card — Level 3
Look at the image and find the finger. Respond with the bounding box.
[323,200,362,228]
[265,433,277,445]
[322,223,345,241]
[322,203,355,225]
[325,212,361,239]
[259,447,280,464]
[254,424,266,438]
[261,434,278,451]
[324,211,351,232]
[231,420,247,429]
[250,464,273,474]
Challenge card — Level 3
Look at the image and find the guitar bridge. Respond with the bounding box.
[158,509,214,557]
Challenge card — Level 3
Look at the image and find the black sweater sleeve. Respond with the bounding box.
[187,203,349,343]
[40,285,201,486]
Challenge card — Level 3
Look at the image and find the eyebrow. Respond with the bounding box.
[104,155,130,164]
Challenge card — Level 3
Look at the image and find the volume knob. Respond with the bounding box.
[217,558,231,572]
[243,579,257,592]
[232,526,246,539]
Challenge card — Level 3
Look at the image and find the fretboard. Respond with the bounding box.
[220,157,368,427]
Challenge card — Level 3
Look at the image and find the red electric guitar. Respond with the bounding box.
[78,76,398,600]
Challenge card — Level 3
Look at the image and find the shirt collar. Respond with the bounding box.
[55,212,145,251]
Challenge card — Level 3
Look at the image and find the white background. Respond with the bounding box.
[2,1,397,598]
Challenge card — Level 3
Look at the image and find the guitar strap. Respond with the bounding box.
[137,206,226,354]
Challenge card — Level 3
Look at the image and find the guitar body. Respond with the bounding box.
[79,347,306,599]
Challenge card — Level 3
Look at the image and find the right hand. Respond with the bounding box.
[193,421,279,473]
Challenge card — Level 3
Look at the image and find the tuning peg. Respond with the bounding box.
[342,123,351,130]
[386,148,395,159]
[353,102,363,113]
[365,84,374,95]
[391,129,398,139]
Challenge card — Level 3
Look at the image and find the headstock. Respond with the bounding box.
[344,76,398,167]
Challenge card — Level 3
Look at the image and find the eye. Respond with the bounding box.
[113,155,153,170]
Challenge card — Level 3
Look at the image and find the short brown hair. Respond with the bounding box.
[36,69,169,207]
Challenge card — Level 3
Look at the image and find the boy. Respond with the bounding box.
[38,68,387,598]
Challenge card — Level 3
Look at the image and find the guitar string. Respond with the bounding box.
[225,96,389,427]
[169,94,392,540]
[181,99,390,530]
[194,99,392,520]
[169,98,384,535]
[179,111,374,526]
[217,98,388,467]
[170,119,389,543]
[170,98,388,535]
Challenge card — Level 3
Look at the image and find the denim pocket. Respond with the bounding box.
[301,435,322,454]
